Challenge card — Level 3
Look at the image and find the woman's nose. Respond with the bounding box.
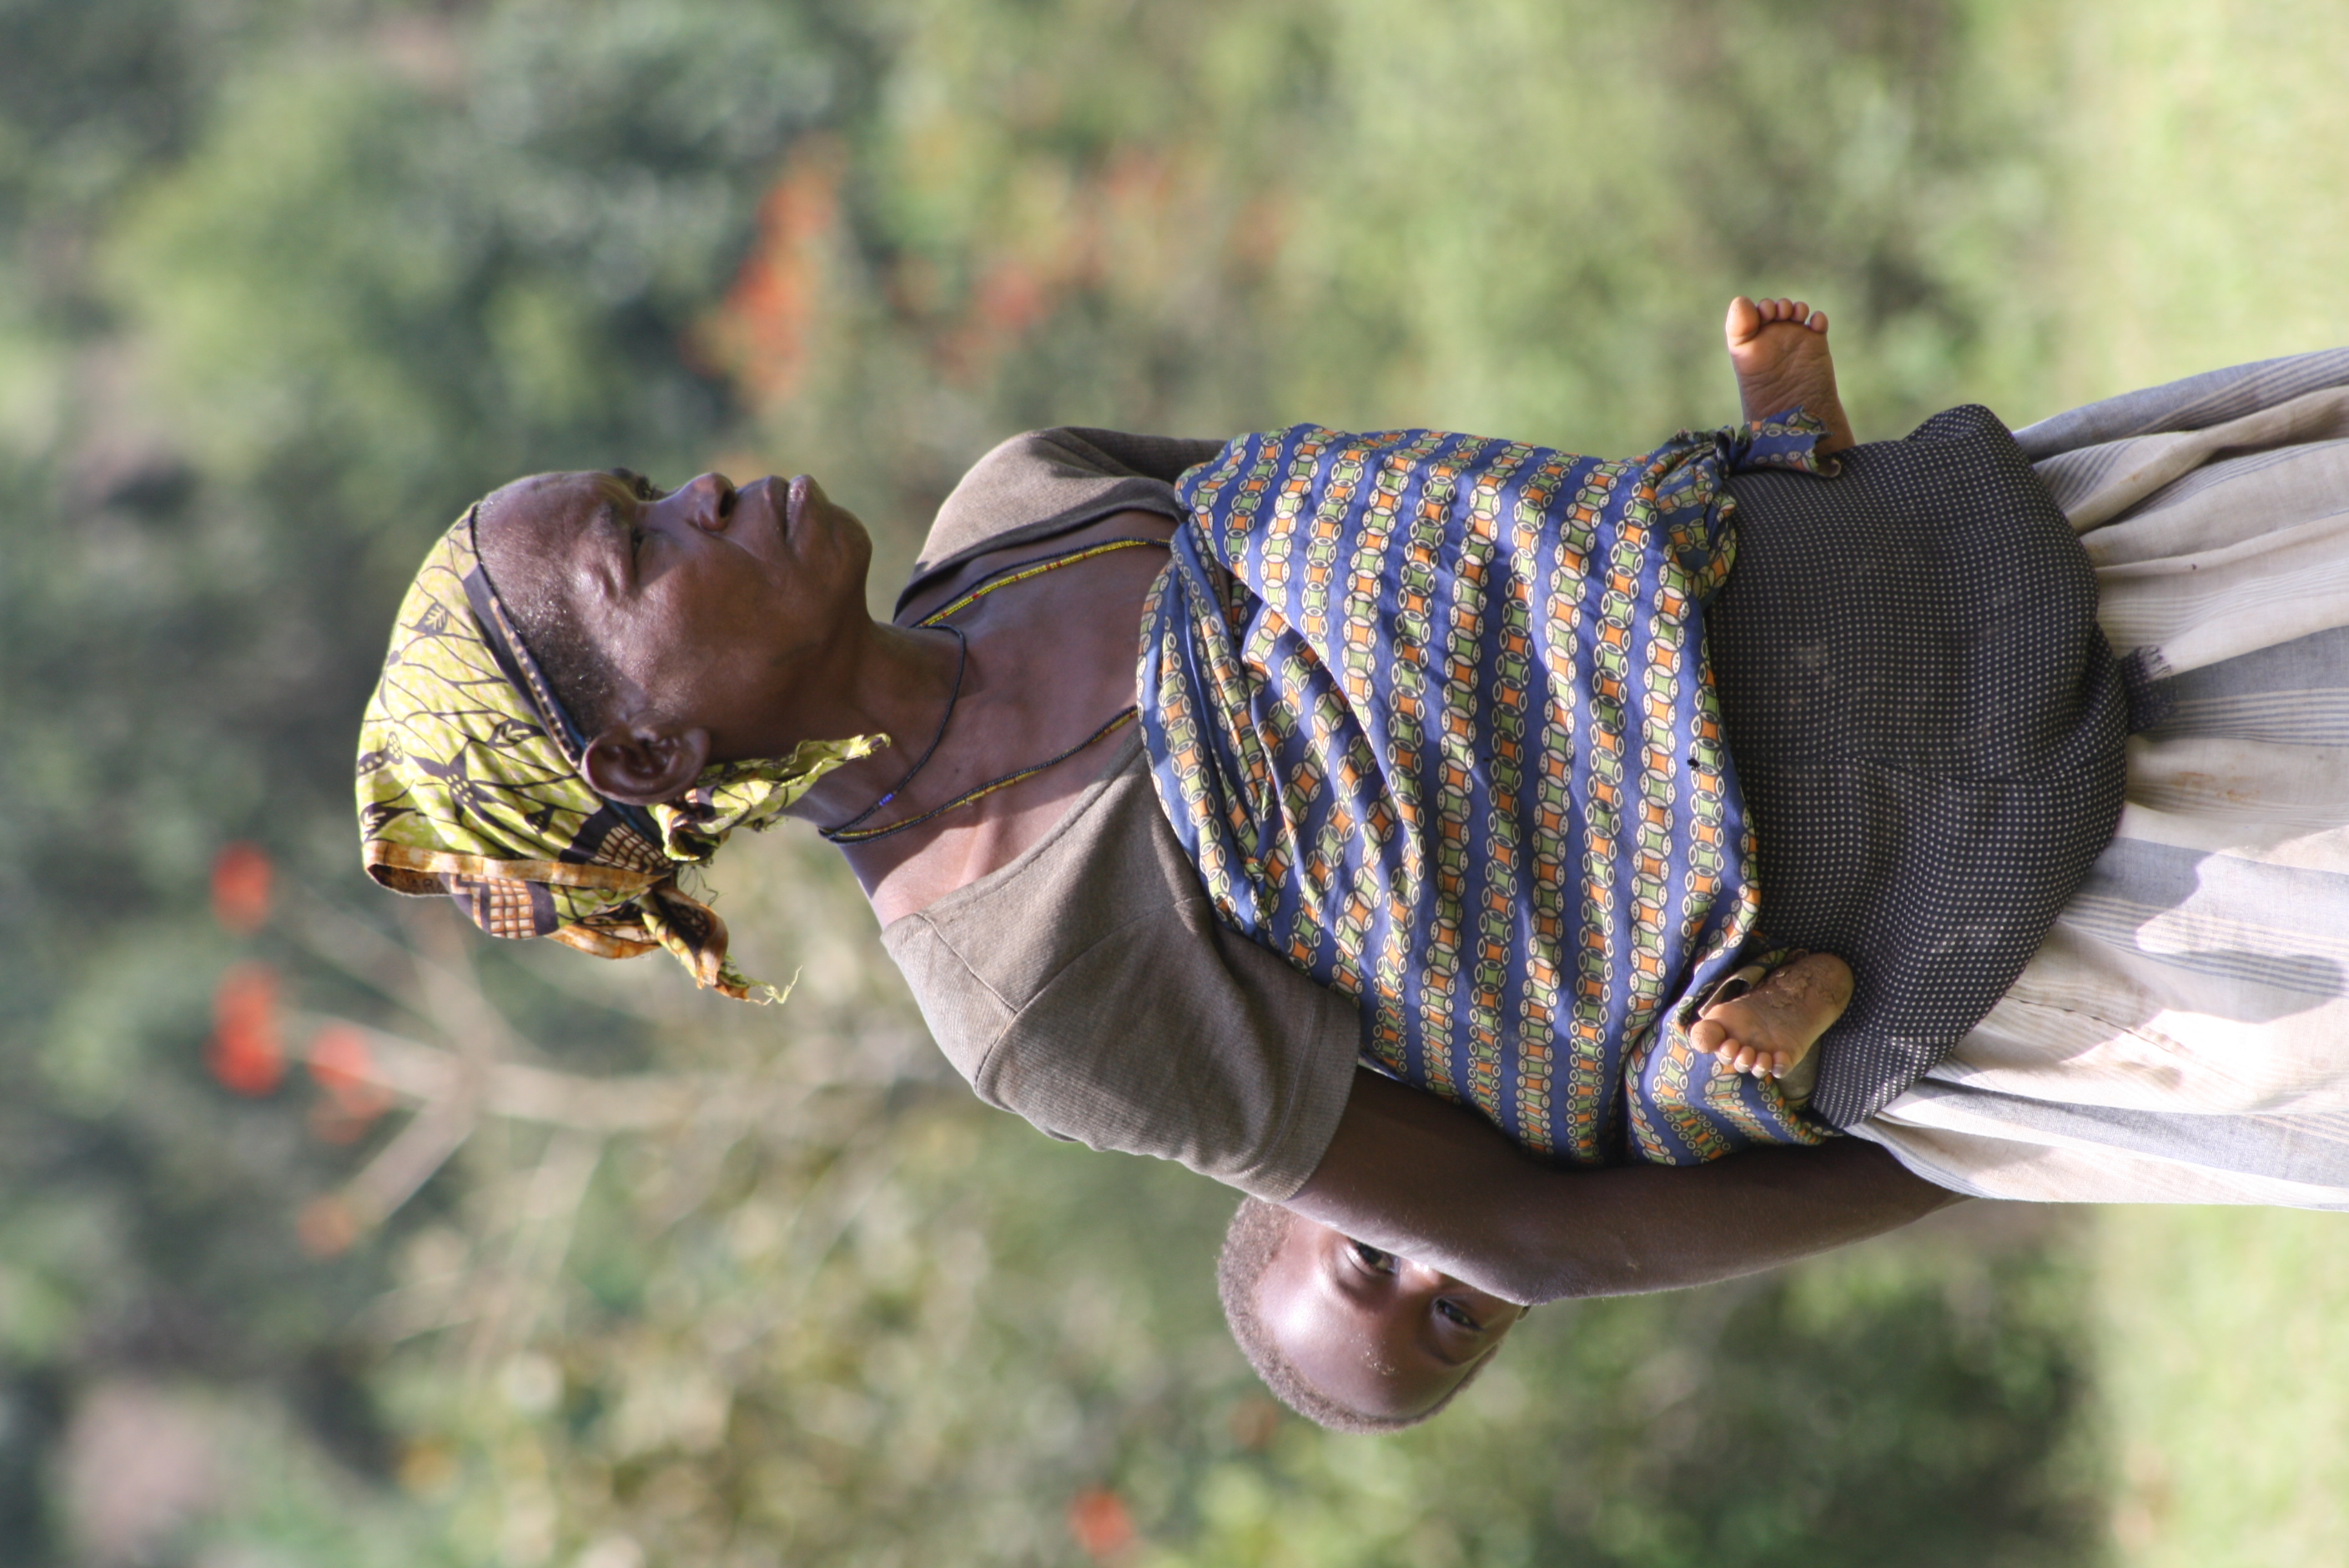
[677,473,737,531]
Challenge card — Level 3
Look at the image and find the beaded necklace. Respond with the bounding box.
[820,535,1167,845]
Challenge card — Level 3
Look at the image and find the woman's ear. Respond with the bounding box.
[581,721,712,806]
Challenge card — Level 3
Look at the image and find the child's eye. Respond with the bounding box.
[1348,1240,1396,1274]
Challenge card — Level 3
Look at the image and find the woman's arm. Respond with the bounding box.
[1286,1067,1966,1304]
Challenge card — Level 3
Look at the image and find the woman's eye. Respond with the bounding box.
[630,525,646,556]
[1349,1240,1396,1274]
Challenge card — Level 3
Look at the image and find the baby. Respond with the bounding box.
[1220,298,1862,1431]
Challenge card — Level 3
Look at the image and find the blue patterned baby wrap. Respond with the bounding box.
[1137,419,1838,1165]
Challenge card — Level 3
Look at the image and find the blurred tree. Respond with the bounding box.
[0,2,863,1558]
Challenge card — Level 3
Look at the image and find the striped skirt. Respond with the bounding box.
[1854,349,2349,1207]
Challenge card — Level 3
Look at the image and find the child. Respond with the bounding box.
[1220,298,1864,1431]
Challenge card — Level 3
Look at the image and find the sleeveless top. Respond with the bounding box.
[883,430,1362,1201]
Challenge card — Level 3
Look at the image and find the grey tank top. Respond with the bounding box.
[879,429,1361,1200]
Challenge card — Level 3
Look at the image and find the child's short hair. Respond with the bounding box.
[1216,1196,1491,1434]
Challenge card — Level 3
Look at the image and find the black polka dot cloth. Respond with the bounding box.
[1710,406,2129,1128]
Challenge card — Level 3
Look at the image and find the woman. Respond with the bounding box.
[355,320,2349,1309]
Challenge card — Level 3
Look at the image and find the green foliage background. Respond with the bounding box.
[1,1,2344,1564]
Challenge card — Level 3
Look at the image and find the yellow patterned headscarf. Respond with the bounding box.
[356,507,883,998]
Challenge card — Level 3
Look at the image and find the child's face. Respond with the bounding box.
[1257,1214,1529,1422]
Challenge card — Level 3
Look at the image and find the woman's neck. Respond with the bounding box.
[782,617,972,827]
[808,513,1175,923]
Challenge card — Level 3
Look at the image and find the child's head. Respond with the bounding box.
[1217,1197,1529,1433]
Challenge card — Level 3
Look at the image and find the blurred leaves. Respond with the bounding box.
[110,0,843,499]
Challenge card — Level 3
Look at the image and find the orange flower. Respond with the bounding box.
[206,962,283,1096]
[1065,1489,1135,1561]
[305,1024,393,1143]
[210,842,273,934]
[307,1025,391,1118]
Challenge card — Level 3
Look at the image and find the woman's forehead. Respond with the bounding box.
[481,470,630,546]
[483,471,640,571]
[473,471,638,614]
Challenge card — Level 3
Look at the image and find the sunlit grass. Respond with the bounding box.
[2044,0,2349,405]
[2093,1209,2349,1565]
[2019,6,2349,1561]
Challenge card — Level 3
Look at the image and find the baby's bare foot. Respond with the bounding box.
[1724,295,1856,455]
[1689,951,1854,1079]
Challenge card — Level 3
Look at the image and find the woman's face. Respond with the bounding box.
[475,466,873,758]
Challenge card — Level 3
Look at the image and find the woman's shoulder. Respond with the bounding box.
[879,729,1360,1199]
[897,427,1227,618]
[879,730,1163,952]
